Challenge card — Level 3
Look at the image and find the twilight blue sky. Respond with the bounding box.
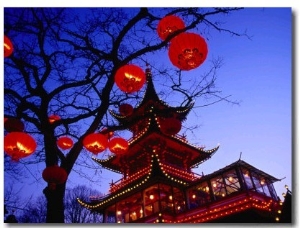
[69,7,292,201]
[1,3,294,222]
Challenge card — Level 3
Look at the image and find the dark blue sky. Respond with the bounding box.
[69,7,292,201]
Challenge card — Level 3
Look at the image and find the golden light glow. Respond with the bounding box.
[4,43,11,50]
[125,72,142,82]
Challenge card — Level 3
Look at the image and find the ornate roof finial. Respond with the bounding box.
[145,62,151,75]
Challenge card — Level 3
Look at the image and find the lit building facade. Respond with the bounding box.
[77,68,286,223]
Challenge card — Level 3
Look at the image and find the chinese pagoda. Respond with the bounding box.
[77,68,286,223]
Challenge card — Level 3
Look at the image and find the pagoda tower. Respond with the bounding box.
[77,68,285,223]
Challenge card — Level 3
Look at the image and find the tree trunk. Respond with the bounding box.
[43,183,66,223]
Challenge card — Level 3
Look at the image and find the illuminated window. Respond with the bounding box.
[241,168,254,190]
[210,175,226,199]
[223,170,241,195]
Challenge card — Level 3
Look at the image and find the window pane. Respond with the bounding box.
[223,169,241,195]
[188,182,210,209]
[210,175,226,200]
[242,168,254,190]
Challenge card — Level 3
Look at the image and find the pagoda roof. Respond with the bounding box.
[77,153,199,211]
[109,68,194,126]
[93,129,219,174]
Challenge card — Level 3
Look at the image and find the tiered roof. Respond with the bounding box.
[96,68,219,175]
[78,67,219,209]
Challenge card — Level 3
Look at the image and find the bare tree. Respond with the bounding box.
[64,185,103,223]
[17,195,47,223]
[15,185,101,223]
[4,7,245,222]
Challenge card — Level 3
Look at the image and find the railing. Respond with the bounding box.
[109,166,151,193]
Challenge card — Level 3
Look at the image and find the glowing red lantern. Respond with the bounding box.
[4,118,24,132]
[57,136,73,150]
[157,15,185,41]
[49,115,61,123]
[108,137,128,155]
[115,64,146,93]
[119,103,134,116]
[168,32,208,71]
[160,117,182,135]
[42,165,68,190]
[4,35,14,58]
[83,133,108,155]
[4,132,37,161]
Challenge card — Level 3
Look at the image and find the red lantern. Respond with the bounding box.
[108,137,128,155]
[160,117,181,135]
[49,115,61,123]
[119,103,134,116]
[83,133,108,155]
[114,64,146,93]
[57,136,73,150]
[4,132,37,161]
[42,165,68,190]
[157,15,185,41]
[4,35,14,58]
[168,32,208,71]
[4,118,24,132]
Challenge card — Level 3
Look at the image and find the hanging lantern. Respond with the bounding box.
[168,32,208,71]
[160,117,182,135]
[83,133,108,155]
[4,35,14,58]
[48,115,61,124]
[108,137,128,155]
[42,165,68,190]
[157,15,185,41]
[114,64,146,93]
[4,118,24,132]
[57,136,73,150]
[4,132,37,161]
[119,103,134,116]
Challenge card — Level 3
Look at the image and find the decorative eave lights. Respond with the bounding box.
[128,118,151,145]
[92,156,123,174]
[77,172,152,210]
[175,196,278,223]
[160,163,200,182]
[151,148,189,186]
[77,145,192,210]
[109,166,151,193]
[108,109,129,119]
